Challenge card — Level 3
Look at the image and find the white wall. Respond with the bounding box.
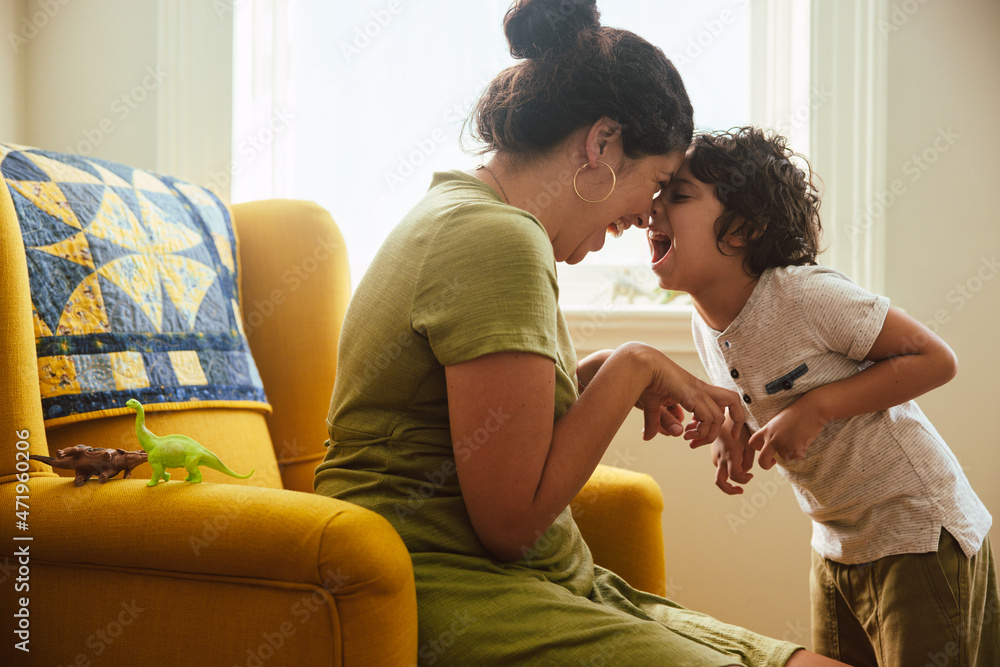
[12,0,232,194]
[884,0,1000,546]
[23,0,160,168]
[598,0,1000,649]
[0,0,27,142]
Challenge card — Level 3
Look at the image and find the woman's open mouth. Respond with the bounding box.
[648,228,672,265]
[607,218,628,238]
[606,215,643,239]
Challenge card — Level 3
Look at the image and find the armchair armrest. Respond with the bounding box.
[0,476,416,666]
[572,464,666,596]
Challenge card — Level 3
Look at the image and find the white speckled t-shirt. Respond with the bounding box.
[692,265,991,564]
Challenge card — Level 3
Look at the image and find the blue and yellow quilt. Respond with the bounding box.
[0,144,270,426]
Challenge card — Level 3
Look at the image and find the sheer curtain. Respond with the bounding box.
[233,1,766,302]
[231,0,296,203]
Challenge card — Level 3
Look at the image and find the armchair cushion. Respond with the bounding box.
[0,144,270,427]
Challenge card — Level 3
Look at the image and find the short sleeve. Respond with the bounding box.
[799,267,890,361]
[411,204,559,366]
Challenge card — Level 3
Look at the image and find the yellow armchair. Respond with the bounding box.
[0,185,666,665]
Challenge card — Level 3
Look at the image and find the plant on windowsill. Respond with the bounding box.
[604,267,688,306]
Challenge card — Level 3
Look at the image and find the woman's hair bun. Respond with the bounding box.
[503,0,601,59]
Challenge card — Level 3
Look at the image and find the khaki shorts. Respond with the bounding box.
[810,529,1000,667]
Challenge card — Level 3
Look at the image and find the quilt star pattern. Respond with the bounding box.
[0,144,270,426]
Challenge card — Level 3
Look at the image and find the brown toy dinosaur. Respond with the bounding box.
[30,445,149,486]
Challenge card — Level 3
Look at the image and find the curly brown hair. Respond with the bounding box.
[687,127,822,276]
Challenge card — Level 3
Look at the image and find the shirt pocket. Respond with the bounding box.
[764,363,810,395]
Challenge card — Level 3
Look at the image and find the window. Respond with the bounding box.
[231,0,788,308]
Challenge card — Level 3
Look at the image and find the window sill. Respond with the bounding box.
[562,304,696,356]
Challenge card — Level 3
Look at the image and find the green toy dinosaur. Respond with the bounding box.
[125,399,254,487]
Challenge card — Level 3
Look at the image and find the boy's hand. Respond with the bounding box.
[710,436,754,495]
[749,395,829,469]
[689,416,754,495]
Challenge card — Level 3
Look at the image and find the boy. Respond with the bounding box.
[648,126,998,666]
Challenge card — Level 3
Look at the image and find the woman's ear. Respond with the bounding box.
[584,116,622,168]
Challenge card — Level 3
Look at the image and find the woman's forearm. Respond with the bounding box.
[449,342,738,562]
[486,344,654,561]
[525,344,736,553]
[535,343,651,495]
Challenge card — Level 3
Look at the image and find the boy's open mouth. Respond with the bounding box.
[648,228,672,264]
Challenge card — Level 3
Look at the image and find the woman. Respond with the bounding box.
[315,1,845,664]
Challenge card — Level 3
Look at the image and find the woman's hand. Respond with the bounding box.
[633,345,745,444]
[577,347,734,441]
[651,403,686,437]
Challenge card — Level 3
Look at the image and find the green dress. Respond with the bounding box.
[314,171,801,666]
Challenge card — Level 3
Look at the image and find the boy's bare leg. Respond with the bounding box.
[785,649,849,666]
[717,649,847,667]
[785,649,847,667]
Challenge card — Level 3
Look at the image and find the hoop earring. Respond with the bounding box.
[573,160,616,203]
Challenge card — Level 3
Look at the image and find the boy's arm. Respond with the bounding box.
[751,306,958,469]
